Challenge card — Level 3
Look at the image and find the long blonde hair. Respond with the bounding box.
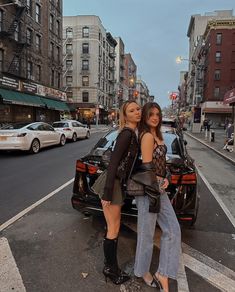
[119,100,139,129]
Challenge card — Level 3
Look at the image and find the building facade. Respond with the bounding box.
[63,15,117,124]
[0,0,68,124]
[135,79,150,106]
[123,53,137,100]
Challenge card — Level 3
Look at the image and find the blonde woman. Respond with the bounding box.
[101,100,141,285]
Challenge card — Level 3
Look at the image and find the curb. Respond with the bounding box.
[185,132,235,166]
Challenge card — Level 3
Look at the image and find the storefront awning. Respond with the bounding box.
[41,97,70,112]
[0,88,45,107]
[202,108,232,113]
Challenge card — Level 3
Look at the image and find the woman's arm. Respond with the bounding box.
[141,133,154,163]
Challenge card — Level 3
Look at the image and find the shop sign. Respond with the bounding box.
[0,76,19,90]
[35,84,67,101]
[21,81,37,94]
[224,88,235,105]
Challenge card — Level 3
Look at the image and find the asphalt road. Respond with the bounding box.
[0,130,235,292]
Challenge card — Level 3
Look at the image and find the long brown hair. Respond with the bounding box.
[119,100,139,129]
[139,102,163,141]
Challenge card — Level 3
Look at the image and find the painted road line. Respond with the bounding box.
[182,242,235,281]
[0,178,74,232]
[0,237,26,292]
[183,253,235,292]
[196,166,235,229]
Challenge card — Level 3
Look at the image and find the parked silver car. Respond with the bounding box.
[0,122,66,154]
[52,120,90,142]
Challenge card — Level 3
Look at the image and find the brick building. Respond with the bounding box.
[0,0,68,124]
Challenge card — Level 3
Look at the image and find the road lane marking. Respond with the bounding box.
[125,222,235,292]
[183,253,235,292]
[196,167,235,229]
[0,237,26,292]
[0,178,74,232]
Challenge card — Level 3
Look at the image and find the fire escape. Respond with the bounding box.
[0,0,28,78]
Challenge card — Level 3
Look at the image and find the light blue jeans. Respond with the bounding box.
[134,193,181,279]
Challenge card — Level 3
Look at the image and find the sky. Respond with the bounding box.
[63,0,235,108]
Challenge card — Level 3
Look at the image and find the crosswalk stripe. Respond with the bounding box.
[0,237,26,292]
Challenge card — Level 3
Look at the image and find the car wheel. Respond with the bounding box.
[29,139,40,154]
[60,135,66,146]
[86,131,90,139]
[72,133,77,142]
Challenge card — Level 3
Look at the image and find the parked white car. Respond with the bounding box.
[52,120,90,142]
[0,122,66,154]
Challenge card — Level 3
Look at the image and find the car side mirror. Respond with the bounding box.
[182,127,187,131]
[184,140,188,146]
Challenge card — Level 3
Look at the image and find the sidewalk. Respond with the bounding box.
[185,128,235,165]
[90,124,110,133]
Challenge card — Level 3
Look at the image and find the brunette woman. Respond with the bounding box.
[134,102,181,291]
[101,100,141,285]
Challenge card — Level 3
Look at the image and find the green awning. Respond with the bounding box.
[41,97,70,112]
[0,88,45,107]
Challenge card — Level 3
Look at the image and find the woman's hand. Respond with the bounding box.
[101,199,111,207]
[161,178,169,189]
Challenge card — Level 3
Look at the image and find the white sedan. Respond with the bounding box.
[0,122,66,154]
[52,120,90,142]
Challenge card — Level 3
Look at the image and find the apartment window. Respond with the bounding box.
[82,43,89,54]
[214,87,220,98]
[0,49,3,72]
[35,34,41,52]
[51,69,55,86]
[35,4,41,23]
[26,28,33,45]
[232,51,235,63]
[66,59,72,68]
[231,69,235,81]
[36,65,41,81]
[0,10,3,32]
[214,69,221,80]
[82,60,89,70]
[56,46,60,62]
[14,23,19,41]
[216,33,222,45]
[27,61,33,79]
[66,27,73,38]
[82,91,89,102]
[56,20,60,36]
[82,76,89,86]
[49,42,54,58]
[57,72,61,88]
[66,76,72,85]
[82,26,89,38]
[49,14,54,31]
[26,0,32,16]
[215,51,221,63]
[66,44,72,54]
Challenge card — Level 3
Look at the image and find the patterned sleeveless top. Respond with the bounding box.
[152,141,167,178]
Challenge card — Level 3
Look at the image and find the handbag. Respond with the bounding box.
[91,169,107,197]
[126,177,144,196]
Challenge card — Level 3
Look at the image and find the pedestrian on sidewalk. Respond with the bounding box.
[99,100,141,285]
[134,102,181,292]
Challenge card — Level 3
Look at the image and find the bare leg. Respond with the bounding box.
[102,204,121,238]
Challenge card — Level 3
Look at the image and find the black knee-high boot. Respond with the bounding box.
[103,237,130,285]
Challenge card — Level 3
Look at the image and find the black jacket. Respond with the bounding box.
[102,127,139,201]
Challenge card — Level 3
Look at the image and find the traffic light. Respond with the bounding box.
[170,93,177,100]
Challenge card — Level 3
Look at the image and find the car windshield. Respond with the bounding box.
[93,130,181,155]
[0,123,29,130]
[53,122,69,128]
